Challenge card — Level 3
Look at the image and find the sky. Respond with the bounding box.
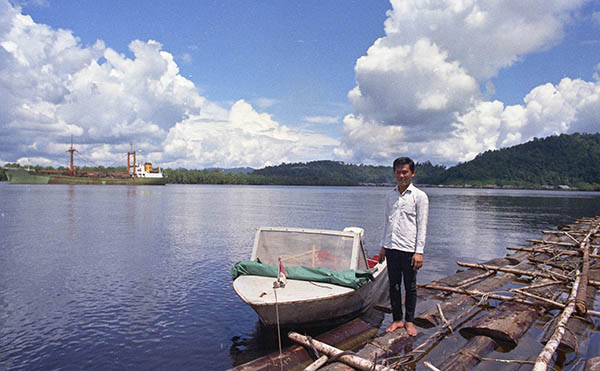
[1,0,599,169]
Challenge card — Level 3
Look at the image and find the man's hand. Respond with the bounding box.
[412,253,423,270]
[378,247,386,263]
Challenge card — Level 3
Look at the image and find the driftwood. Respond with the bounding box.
[288,332,392,371]
[533,273,582,371]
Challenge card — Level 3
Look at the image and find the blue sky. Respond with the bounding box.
[1,0,599,169]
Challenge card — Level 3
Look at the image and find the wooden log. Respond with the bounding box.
[415,262,539,328]
[527,239,577,247]
[585,357,600,371]
[439,336,497,371]
[418,283,538,306]
[288,332,392,371]
[232,316,379,370]
[304,355,328,371]
[576,243,590,313]
[533,272,581,371]
[508,246,600,259]
[459,272,562,348]
[455,261,573,281]
[540,268,600,353]
[575,222,600,314]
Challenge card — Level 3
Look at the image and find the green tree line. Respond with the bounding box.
[3,133,600,189]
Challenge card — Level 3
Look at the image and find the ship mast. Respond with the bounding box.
[66,135,77,176]
[128,143,137,177]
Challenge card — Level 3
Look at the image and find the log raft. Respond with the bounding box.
[232,216,600,371]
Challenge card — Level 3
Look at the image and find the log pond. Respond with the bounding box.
[1,183,599,370]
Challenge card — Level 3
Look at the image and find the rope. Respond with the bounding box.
[273,287,283,371]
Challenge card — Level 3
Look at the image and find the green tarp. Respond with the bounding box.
[230,260,374,290]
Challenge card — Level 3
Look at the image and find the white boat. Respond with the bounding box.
[232,227,388,327]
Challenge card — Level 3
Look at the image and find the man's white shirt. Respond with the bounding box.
[380,183,429,254]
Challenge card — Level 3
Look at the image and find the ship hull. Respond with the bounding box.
[4,168,166,185]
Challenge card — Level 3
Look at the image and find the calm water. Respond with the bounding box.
[1,183,599,370]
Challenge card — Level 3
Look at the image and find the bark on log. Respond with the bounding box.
[541,268,600,353]
[585,357,600,371]
[415,262,538,328]
[439,336,498,371]
[576,243,590,314]
[304,355,328,371]
[459,300,541,348]
[232,316,379,371]
[507,246,600,259]
[527,239,577,247]
[288,332,392,371]
[533,273,581,371]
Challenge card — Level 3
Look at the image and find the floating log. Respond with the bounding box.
[585,357,600,371]
[575,223,600,314]
[576,244,590,314]
[439,336,497,371]
[508,246,600,259]
[455,261,572,281]
[231,316,380,370]
[455,261,600,287]
[415,262,539,328]
[422,252,530,294]
[459,274,561,348]
[533,273,582,371]
[541,268,600,353]
[418,283,538,307]
[288,332,392,371]
[304,355,328,371]
[527,239,577,247]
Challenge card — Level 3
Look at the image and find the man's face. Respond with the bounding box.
[394,164,415,188]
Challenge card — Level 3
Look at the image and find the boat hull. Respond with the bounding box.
[233,261,388,327]
[4,168,166,185]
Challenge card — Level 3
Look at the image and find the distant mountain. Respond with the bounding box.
[4,133,599,189]
[251,160,446,186]
[437,133,600,189]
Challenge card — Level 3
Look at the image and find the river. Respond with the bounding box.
[1,183,599,370]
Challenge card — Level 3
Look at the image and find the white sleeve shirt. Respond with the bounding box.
[380,183,429,254]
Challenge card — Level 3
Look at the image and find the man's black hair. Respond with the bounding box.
[393,157,415,173]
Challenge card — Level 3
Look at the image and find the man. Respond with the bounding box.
[378,157,429,336]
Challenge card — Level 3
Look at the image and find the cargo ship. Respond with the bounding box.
[3,141,167,185]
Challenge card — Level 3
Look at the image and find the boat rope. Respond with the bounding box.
[273,286,283,371]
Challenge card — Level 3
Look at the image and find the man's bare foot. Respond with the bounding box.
[385,320,404,333]
[405,322,418,336]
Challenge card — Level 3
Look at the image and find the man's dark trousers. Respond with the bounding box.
[385,249,417,323]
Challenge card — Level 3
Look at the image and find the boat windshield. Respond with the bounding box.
[254,229,359,271]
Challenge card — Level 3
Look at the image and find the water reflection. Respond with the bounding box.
[0,183,599,370]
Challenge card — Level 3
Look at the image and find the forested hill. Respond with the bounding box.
[3,133,599,189]
[436,133,600,189]
[251,160,445,186]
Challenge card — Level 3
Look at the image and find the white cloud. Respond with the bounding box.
[304,115,339,125]
[340,0,598,165]
[0,0,337,168]
[253,97,278,109]
[163,100,338,169]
